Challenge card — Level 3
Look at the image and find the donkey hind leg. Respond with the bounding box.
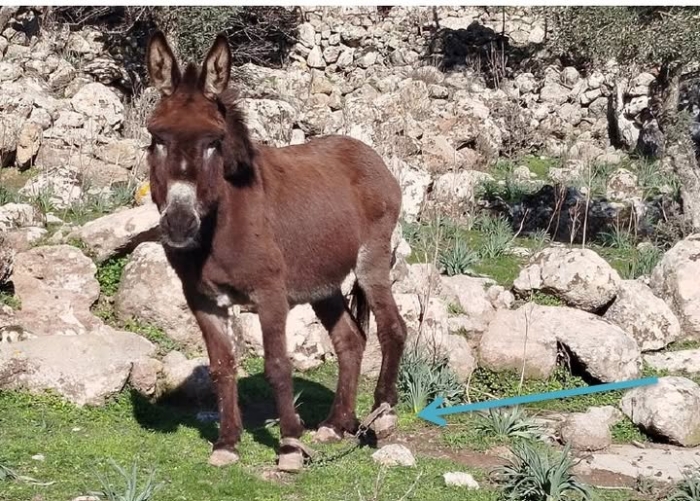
[187,297,243,467]
[257,290,307,472]
[310,290,367,443]
[355,236,408,439]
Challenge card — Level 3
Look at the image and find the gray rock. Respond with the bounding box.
[69,203,161,263]
[603,279,681,352]
[372,444,415,467]
[650,234,700,341]
[0,326,155,406]
[70,82,124,130]
[643,349,700,375]
[443,471,479,489]
[513,247,622,312]
[11,245,101,336]
[115,242,200,348]
[559,406,623,451]
[161,350,213,400]
[620,376,700,447]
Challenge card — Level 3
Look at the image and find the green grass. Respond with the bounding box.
[96,256,129,297]
[0,355,646,501]
[403,217,531,286]
[465,366,623,414]
[0,291,21,310]
[522,155,559,179]
[0,370,496,501]
[611,418,649,444]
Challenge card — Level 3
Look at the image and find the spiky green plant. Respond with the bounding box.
[439,237,479,276]
[398,345,465,414]
[89,458,163,501]
[493,441,591,501]
[474,406,544,441]
[476,215,514,259]
[667,471,700,501]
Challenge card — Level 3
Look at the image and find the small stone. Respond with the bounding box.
[31,454,45,461]
[443,471,480,489]
[372,444,416,467]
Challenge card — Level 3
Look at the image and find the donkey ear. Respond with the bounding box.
[200,33,232,99]
[146,30,181,96]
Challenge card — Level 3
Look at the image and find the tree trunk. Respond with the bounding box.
[666,141,700,231]
[654,63,700,231]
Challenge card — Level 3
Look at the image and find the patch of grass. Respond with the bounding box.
[96,256,129,297]
[0,291,21,310]
[0,185,19,205]
[447,301,466,316]
[466,366,623,413]
[60,186,138,226]
[610,417,648,444]
[526,291,564,307]
[594,240,664,280]
[522,155,559,179]
[123,318,180,357]
[666,339,700,352]
[492,441,592,501]
[635,157,681,202]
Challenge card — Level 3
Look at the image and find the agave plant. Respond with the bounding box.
[667,470,700,501]
[493,441,591,501]
[474,406,544,441]
[89,458,163,501]
[398,345,465,414]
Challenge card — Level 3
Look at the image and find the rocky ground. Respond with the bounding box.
[1,6,700,501]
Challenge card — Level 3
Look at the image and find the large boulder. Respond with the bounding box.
[69,203,161,263]
[603,279,681,351]
[650,234,700,341]
[479,303,642,382]
[478,303,559,379]
[11,244,101,336]
[0,325,155,406]
[513,247,622,312]
[114,242,201,348]
[620,376,700,447]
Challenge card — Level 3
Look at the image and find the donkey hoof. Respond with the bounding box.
[277,450,304,472]
[208,449,240,467]
[312,426,343,443]
[371,410,398,439]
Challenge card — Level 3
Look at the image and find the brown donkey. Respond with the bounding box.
[144,31,408,471]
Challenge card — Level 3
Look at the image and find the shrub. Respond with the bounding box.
[168,6,299,67]
[493,441,591,501]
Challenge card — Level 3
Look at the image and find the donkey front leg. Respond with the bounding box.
[256,290,306,471]
[187,293,243,467]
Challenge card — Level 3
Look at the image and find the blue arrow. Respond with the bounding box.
[417,376,659,426]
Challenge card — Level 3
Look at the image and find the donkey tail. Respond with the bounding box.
[349,279,370,336]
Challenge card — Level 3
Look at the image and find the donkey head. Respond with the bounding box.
[145,31,237,250]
